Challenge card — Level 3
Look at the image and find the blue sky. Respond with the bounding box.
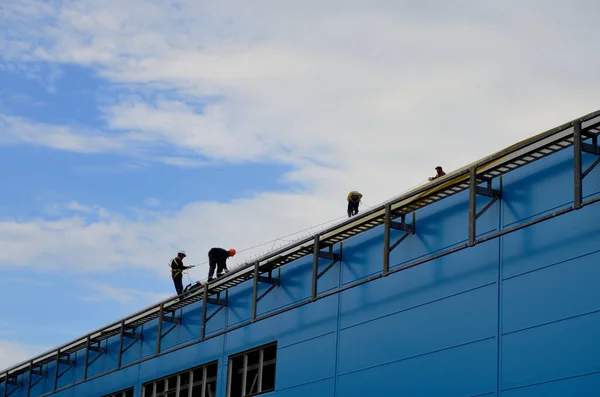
[1,0,599,370]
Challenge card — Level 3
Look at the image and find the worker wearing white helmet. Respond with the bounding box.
[171,249,193,296]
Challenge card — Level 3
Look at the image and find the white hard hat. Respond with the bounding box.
[178,249,186,256]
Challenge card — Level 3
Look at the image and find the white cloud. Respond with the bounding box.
[82,282,171,304]
[0,340,50,371]
[0,192,348,280]
[0,1,599,293]
[0,115,123,154]
[3,0,599,175]
[143,198,161,207]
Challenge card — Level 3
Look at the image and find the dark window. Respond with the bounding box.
[102,388,134,397]
[142,361,218,397]
[227,342,277,397]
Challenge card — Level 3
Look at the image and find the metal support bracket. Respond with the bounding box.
[83,337,105,380]
[3,372,22,397]
[24,361,47,397]
[53,351,74,392]
[312,236,343,301]
[383,203,416,275]
[252,264,282,322]
[117,323,142,369]
[155,303,183,355]
[469,167,502,246]
[574,120,600,209]
[201,287,228,340]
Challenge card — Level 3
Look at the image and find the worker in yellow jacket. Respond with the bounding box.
[347,191,363,218]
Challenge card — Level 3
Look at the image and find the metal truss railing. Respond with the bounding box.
[2,109,600,397]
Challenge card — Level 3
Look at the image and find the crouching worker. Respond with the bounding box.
[207,247,236,281]
[428,166,446,181]
[171,250,194,296]
[347,190,363,218]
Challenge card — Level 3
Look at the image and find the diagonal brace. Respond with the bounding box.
[5,375,22,397]
[469,168,502,246]
[312,238,343,301]
[202,288,228,339]
[581,135,600,180]
[252,266,281,321]
[207,297,228,306]
[7,376,21,386]
[389,212,416,234]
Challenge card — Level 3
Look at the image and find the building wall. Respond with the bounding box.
[4,145,600,397]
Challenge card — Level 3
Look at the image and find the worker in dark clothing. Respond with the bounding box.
[171,250,193,296]
[428,166,446,181]
[207,247,236,281]
[347,191,363,218]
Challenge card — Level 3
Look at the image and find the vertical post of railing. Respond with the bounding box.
[468,166,477,247]
[52,351,60,392]
[117,321,125,369]
[201,283,208,340]
[156,303,164,356]
[25,361,32,397]
[4,371,9,397]
[383,202,391,276]
[574,120,583,209]
[83,336,90,381]
[252,261,259,322]
[311,235,319,301]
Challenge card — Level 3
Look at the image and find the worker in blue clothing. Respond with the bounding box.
[207,247,236,281]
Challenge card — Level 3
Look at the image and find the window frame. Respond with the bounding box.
[141,360,218,397]
[226,341,277,397]
[101,387,134,397]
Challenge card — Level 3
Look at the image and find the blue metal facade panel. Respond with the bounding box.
[4,128,600,397]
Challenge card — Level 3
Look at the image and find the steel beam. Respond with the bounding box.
[201,283,208,340]
[574,120,583,209]
[311,235,320,301]
[25,362,32,397]
[52,352,59,392]
[252,261,259,321]
[3,371,8,397]
[468,166,477,246]
[117,321,125,369]
[156,303,164,355]
[383,202,391,275]
[83,336,90,381]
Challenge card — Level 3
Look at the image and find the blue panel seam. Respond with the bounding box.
[501,370,600,392]
[277,331,336,350]
[337,335,495,377]
[502,308,600,337]
[502,247,600,281]
[276,376,334,393]
[341,281,496,331]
